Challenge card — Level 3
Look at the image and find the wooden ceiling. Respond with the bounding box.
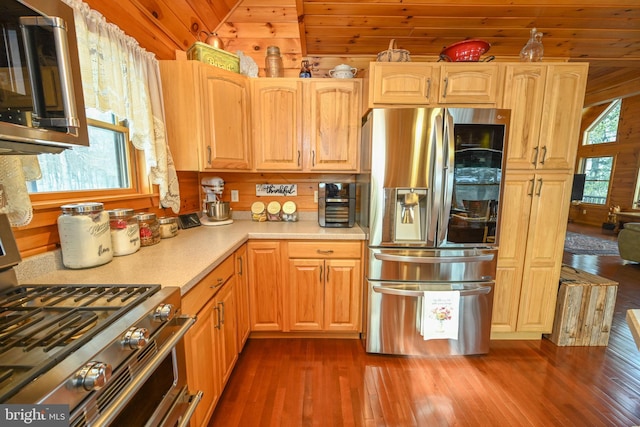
[84,0,640,106]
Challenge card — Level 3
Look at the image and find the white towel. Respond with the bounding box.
[421,290,460,340]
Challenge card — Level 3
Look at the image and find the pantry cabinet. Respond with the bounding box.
[369,62,501,106]
[286,241,362,332]
[159,60,251,171]
[493,171,573,333]
[502,64,588,171]
[251,78,361,172]
[182,254,237,427]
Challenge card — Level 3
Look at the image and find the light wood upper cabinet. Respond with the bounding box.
[370,62,439,105]
[493,171,572,333]
[251,79,361,172]
[305,80,361,171]
[251,79,303,170]
[503,63,588,171]
[369,62,501,106]
[159,60,251,171]
[438,63,501,104]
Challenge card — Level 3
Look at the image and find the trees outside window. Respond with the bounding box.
[581,157,614,205]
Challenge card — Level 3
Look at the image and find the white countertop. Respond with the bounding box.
[16,220,366,296]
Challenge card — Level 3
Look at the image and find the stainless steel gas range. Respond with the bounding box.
[0,214,200,427]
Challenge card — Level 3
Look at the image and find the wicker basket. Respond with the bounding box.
[376,39,411,62]
[186,42,240,73]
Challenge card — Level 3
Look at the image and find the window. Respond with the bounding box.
[580,157,614,205]
[27,109,143,196]
[583,99,621,145]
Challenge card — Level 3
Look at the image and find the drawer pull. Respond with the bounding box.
[317,249,334,255]
[210,277,225,289]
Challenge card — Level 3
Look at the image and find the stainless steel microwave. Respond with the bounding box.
[0,0,88,154]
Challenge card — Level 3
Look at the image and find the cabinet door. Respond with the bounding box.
[184,297,220,427]
[201,66,252,170]
[502,65,547,170]
[517,172,572,332]
[252,79,303,170]
[234,244,250,350]
[287,259,324,331]
[217,279,238,386]
[247,241,283,331]
[537,64,588,170]
[493,172,535,332]
[370,63,438,105]
[305,80,360,171]
[324,259,362,332]
[438,64,500,104]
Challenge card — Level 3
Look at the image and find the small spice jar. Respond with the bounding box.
[265,46,284,77]
[135,212,161,247]
[158,216,179,239]
[107,208,140,256]
[57,202,113,269]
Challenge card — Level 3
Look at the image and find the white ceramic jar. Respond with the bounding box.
[57,203,113,269]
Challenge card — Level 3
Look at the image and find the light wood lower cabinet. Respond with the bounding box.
[492,171,573,334]
[286,241,362,332]
[247,241,284,331]
[234,243,250,349]
[247,240,363,334]
[182,254,238,427]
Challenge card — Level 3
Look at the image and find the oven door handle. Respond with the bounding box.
[374,252,494,263]
[177,390,204,427]
[372,285,492,297]
[91,315,196,427]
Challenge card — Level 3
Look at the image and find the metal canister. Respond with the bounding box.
[57,202,113,269]
[136,212,161,246]
[107,208,140,256]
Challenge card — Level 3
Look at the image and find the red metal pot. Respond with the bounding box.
[439,39,492,62]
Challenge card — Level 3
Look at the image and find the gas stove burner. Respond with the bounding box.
[55,311,99,344]
[0,312,31,335]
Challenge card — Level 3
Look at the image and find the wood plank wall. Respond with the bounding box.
[572,93,640,227]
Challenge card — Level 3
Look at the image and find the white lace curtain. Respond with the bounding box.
[63,0,180,212]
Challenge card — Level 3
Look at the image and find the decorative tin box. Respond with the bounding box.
[186,42,240,73]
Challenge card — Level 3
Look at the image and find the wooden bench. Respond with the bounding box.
[544,265,618,346]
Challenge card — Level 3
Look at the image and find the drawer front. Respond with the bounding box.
[183,254,235,315]
[288,241,361,259]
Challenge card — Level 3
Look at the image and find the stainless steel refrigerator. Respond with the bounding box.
[361,107,510,356]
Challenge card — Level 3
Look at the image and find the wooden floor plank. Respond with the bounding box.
[209,224,640,426]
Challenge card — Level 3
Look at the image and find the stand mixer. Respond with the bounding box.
[201,176,232,225]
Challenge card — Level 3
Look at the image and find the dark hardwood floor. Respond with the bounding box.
[209,224,640,426]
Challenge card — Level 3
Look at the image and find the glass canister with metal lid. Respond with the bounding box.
[57,202,113,269]
[158,216,179,239]
[136,212,161,246]
[107,208,140,256]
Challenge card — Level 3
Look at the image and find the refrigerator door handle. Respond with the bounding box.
[372,285,492,297]
[437,110,456,245]
[428,109,445,245]
[374,252,495,263]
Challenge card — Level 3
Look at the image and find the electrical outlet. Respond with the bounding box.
[582,209,587,214]
[314,190,318,203]
[231,190,239,202]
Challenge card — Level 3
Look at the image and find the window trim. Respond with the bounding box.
[28,117,153,208]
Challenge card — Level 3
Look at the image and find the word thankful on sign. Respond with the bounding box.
[256,184,297,197]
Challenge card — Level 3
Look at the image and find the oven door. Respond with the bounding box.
[71,315,200,427]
